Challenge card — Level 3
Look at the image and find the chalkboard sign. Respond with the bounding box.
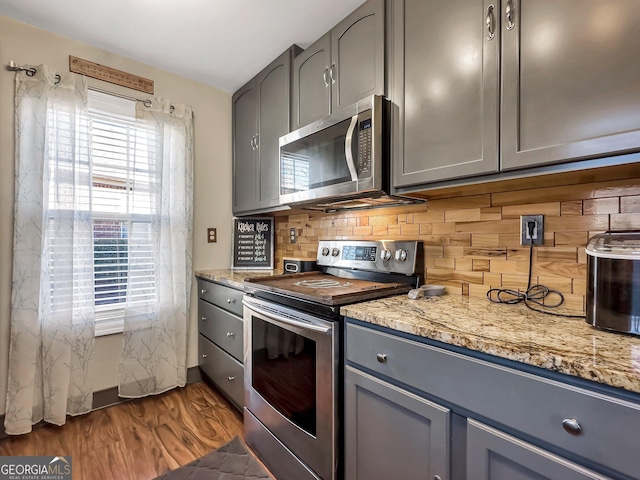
[232,217,274,269]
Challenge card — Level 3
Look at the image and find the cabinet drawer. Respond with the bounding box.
[197,279,243,316]
[198,299,243,362]
[199,334,244,410]
[346,322,640,479]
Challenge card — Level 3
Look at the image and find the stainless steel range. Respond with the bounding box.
[243,240,424,480]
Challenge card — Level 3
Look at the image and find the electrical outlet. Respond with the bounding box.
[289,228,297,243]
[520,215,544,246]
[207,227,217,243]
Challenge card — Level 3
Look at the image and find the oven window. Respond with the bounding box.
[252,316,317,436]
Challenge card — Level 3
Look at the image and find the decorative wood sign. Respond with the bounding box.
[69,56,154,94]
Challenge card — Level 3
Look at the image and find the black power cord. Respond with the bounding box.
[486,221,586,319]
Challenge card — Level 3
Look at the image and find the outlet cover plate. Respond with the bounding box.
[207,227,217,243]
[520,215,544,246]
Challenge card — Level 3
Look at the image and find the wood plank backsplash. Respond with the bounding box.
[274,174,640,313]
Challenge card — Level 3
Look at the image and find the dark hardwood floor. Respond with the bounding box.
[0,381,248,480]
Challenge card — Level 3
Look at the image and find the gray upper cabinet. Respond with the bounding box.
[392,0,500,188]
[292,0,385,130]
[292,33,332,129]
[501,0,640,170]
[232,83,258,213]
[393,0,640,189]
[232,46,300,215]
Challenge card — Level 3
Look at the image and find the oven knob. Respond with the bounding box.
[395,249,408,262]
[331,248,340,257]
[321,247,330,256]
[380,249,392,261]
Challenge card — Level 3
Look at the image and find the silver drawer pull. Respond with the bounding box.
[202,354,208,359]
[226,332,235,338]
[434,476,442,480]
[562,418,582,435]
[227,376,236,381]
[227,298,235,304]
[376,353,387,363]
[201,288,207,294]
[201,316,207,321]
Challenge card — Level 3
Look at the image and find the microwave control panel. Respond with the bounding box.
[357,115,372,178]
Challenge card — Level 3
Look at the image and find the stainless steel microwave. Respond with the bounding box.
[279,95,390,210]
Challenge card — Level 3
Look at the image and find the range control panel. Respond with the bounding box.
[316,240,422,276]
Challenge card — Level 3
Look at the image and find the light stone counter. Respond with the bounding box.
[341,294,640,395]
[194,269,279,290]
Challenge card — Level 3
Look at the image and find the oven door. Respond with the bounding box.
[243,296,339,480]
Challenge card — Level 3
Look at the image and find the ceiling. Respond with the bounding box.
[0,0,367,93]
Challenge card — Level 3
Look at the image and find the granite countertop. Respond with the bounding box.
[341,294,640,395]
[194,269,640,395]
[195,269,279,290]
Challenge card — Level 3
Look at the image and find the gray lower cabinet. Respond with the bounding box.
[197,278,244,410]
[345,320,640,480]
[467,420,609,480]
[391,0,499,188]
[292,0,385,130]
[232,45,301,215]
[345,365,450,480]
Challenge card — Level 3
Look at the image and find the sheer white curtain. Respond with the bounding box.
[6,66,194,434]
[5,66,95,435]
[118,99,193,398]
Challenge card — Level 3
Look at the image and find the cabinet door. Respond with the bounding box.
[292,33,331,130]
[501,0,640,170]
[392,0,499,188]
[345,366,450,480]
[256,50,291,209]
[232,82,258,214]
[331,0,385,112]
[467,420,611,480]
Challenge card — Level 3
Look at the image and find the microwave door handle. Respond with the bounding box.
[344,115,359,182]
[242,300,332,334]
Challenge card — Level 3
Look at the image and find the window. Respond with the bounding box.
[88,91,156,335]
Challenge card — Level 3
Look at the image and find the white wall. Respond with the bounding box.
[0,16,234,414]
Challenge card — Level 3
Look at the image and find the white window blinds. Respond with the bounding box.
[87,90,157,335]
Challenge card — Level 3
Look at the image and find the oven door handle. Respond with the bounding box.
[243,300,332,334]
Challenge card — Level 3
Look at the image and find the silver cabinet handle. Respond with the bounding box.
[200,288,207,294]
[505,0,515,30]
[254,133,259,149]
[227,298,236,304]
[329,63,336,84]
[227,376,236,381]
[323,68,330,87]
[376,353,387,363]
[250,135,256,150]
[202,354,208,359]
[226,332,235,338]
[434,476,442,480]
[562,418,582,435]
[201,316,207,321]
[486,4,495,40]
